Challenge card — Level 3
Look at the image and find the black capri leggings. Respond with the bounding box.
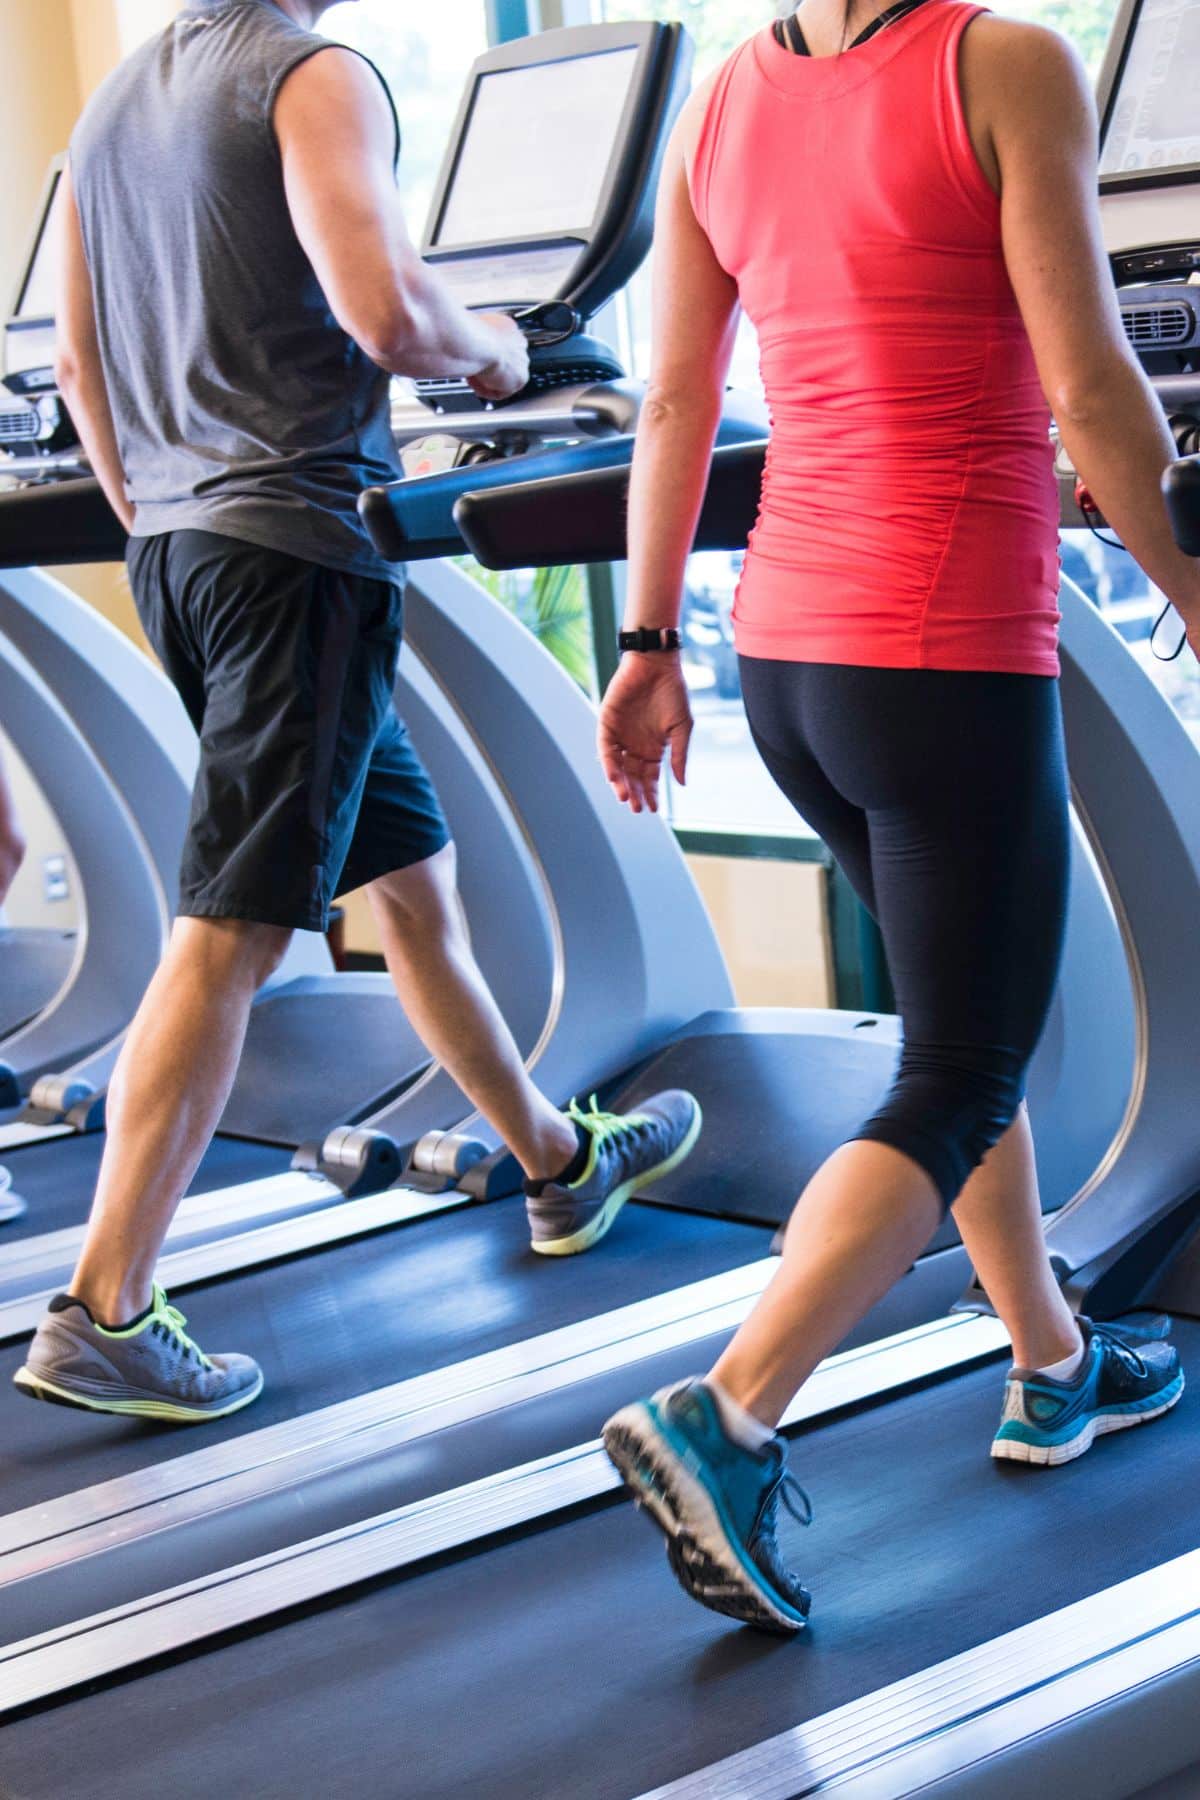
[739,658,1071,1212]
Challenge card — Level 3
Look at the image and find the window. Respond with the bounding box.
[1061,534,1200,741]
[320,3,489,235]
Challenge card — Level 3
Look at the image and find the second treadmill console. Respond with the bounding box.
[1,154,79,469]
[411,21,692,415]
[4,156,66,400]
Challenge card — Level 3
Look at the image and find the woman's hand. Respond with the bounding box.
[598,653,693,814]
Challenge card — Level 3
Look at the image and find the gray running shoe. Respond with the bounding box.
[526,1091,702,1256]
[0,1165,26,1226]
[14,1284,263,1424]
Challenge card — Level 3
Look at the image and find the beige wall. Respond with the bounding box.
[688,854,833,1010]
[0,3,82,313]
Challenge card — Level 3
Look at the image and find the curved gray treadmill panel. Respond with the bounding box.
[0,636,163,1086]
[1025,811,1136,1210]
[367,560,733,1144]
[0,568,329,1106]
[1050,578,1200,1291]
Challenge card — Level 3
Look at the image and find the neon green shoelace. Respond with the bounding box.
[149,1284,213,1369]
[567,1094,650,1148]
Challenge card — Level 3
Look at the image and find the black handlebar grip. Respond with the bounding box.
[1164,456,1200,558]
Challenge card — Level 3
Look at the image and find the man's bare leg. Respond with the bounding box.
[367,844,577,1181]
[69,916,291,1324]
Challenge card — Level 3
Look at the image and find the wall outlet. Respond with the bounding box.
[43,855,70,904]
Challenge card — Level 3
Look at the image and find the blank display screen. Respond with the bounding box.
[435,47,639,247]
[15,171,65,320]
[1101,0,1200,179]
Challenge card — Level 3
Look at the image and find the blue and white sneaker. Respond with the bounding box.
[992,1316,1184,1467]
[603,1379,813,1635]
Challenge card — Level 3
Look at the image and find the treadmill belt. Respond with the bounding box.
[0,928,75,1039]
[4,1319,1197,1800]
[0,1132,291,1243]
[0,1199,771,1516]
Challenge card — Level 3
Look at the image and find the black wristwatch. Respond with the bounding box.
[618,627,683,654]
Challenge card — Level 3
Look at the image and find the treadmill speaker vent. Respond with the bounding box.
[0,405,40,445]
[1121,301,1195,349]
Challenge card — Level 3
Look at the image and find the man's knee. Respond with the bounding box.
[170,914,293,991]
[367,842,461,941]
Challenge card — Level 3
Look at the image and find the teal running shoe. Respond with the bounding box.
[14,1284,263,1423]
[603,1379,813,1635]
[992,1316,1184,1467]
[525,1090,702,1256]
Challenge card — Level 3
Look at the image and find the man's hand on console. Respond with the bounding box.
[468,313,532,404]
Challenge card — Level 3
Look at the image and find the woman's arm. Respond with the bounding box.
[969,19,1200,642]
[599,90,742,814]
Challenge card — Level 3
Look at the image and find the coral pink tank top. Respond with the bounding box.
[687,4,1061,674]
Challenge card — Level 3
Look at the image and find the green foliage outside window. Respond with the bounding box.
[599,0,1119,74]
[457,560,595,692]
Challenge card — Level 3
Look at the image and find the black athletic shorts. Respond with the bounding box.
[128,530,450,933]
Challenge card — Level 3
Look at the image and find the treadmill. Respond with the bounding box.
[0,17,787,1525]
[0,23,751,1323]
[0,14,1134,1344]
[3,8,1200,1795]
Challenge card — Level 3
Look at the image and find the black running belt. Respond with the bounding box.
[0,1132,289,1245]
[774,0,934,54]
[4,1317,1197,1799]
[0,1200,771,1518]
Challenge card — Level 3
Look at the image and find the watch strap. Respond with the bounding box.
[618,626,683,653]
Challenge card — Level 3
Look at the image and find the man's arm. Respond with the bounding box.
[274,49,528,399]
[54,167,134,532]
[597,87,741,816]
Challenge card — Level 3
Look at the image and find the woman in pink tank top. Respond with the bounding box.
[599,0,1199,1632]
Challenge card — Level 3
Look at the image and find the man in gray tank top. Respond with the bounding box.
[15,0,699,1423]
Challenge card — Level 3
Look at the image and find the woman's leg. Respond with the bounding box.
[951,1105,1081,1370]
[712,664,1074,1425]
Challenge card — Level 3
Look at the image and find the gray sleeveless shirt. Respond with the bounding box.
[70,0,403,578]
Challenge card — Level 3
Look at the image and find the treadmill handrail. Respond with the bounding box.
[359,436,645,564]
[454,438,767,570]
[1164,453,1200,555]
[0,477,126,568]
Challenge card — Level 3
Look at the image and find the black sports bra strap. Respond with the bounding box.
[773,0,935,57]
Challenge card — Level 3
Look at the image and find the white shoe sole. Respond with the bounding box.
[991,1374,1184,1467]
[13,1364,265,1424]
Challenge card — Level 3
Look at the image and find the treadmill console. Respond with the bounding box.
[411,22,692,416]
[1043,0,1200,525]
[2,154,77,466]
[1098,1,1200,382]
